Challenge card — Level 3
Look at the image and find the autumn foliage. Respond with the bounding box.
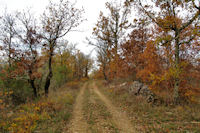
[92,0,200,104]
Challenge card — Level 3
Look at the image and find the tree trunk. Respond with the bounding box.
[103,63,108,81]
[28,68,38,97]
[85,66,88,78]
[44,74,51,96]
[30,79,37,97]
[44,49,53,97]
[8,34,12,68]
[174,30,180,104]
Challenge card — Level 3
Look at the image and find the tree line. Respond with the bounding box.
[91,0,200,104]
[0,0,199,105]
[0,0,93,103]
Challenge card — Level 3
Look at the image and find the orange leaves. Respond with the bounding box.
[92,0,131,80]
[31,72,42,79]
[115,0,200,103]
[121,24,148,78]
[137,41,161,81]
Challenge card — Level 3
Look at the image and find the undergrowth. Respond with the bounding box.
[96,80,200,132]
[0,81,80,133]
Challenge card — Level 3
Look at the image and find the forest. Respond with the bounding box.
[0,0,200,132]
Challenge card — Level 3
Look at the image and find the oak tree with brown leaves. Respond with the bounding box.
[129,0,200,104]
[92,1,131,80]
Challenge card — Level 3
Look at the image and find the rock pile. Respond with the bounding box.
[128,81,158,103]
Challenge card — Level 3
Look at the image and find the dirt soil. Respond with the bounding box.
[66,81,136,133]
[67,83,88,133]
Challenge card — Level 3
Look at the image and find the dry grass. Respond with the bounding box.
[96,80,200,133]
[82,83,119,133]
[0,81,81,133]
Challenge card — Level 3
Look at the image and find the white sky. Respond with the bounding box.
[0,0,111,57]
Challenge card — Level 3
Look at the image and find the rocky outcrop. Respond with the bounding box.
[128,81,158,103]
[129,81,143,95]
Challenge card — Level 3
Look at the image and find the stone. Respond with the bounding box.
[140,85,152,96]
[128,81,143,95]
[128,81,158,104]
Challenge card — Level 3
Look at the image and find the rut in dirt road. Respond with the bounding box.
[83,84,120,132]
[92,82,136,133]
[67,83,88,133]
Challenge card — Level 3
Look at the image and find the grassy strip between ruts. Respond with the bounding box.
[0,81,80,133]
[82,82,119,133]
[96,80,200,133]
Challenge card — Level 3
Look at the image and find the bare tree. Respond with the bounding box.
[41,0,84,96]
[16,10,42,97]
[97,41,110,81]
[0,11,17,67]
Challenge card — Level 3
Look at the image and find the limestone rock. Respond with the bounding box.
[128,81,158,104]
[128,81,143,95]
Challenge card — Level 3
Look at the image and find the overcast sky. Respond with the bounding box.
[0,0,112,57]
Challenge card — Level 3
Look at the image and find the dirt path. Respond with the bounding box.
[93,82,135,133]
[82,84,120,133]
[67,83,88,133]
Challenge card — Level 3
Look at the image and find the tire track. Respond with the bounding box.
[66,82,88,133]
[93,82,136,133]
[83,84,119,133]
